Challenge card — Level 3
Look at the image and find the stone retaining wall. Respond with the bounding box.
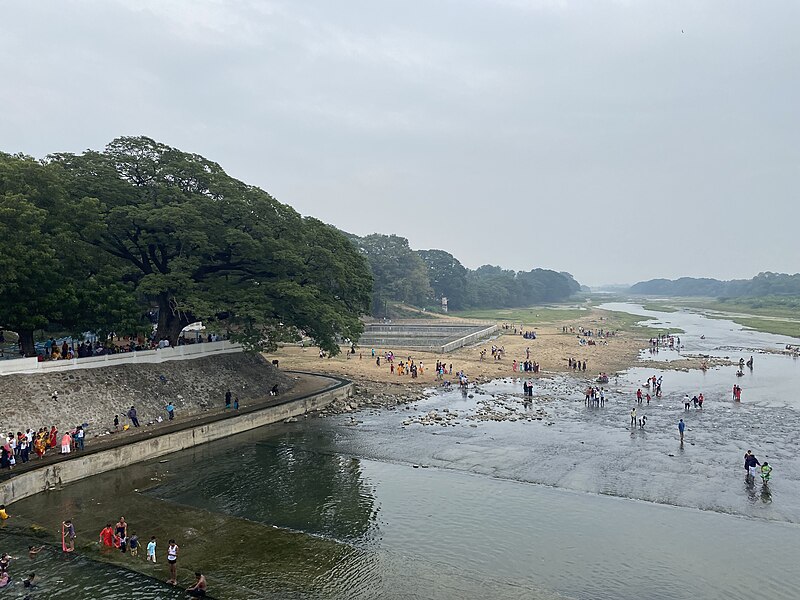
[0,352,292,436]
[0,377,352,505]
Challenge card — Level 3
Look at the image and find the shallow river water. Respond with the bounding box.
[7,304,800,599]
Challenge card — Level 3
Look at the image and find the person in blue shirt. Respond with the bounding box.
[678,418,685,442]
[166,402,175,421]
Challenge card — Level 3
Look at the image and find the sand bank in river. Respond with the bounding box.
[269,308,712,389]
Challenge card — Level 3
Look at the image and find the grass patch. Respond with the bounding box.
[641,302,679,313]
[633,296,800,338]
[451,306,589,324]
[597,310,684,337]
[643,296,800,320]
[714,316,800,339]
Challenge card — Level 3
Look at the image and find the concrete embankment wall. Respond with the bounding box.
[359,323,499,353]
[0,340,244,376]
[0,352,292,435]
[0,378,352,506]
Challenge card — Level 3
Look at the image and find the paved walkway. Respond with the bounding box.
[0,371,346,481]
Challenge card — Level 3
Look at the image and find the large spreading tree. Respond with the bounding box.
[49,136,372,354]
[0,153,140,355]
[0,138,372,355]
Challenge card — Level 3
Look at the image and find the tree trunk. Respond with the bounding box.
[17,328,36,357]
[156,294,194,346]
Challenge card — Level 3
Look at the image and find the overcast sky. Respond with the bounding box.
[1,1,798,286]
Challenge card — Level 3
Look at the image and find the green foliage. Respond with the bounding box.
[415,249,468,310]
[452,306,589,324]
[0,153,141,354]
[0,138,372,355]
[631,273,800,297]
[346,233,431,315]
[466,265,581,308]
[344,233,582,316]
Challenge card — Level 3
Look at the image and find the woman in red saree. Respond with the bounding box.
[99,524,114,547]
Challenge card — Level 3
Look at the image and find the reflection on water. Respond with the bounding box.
[8,302,800,599]
[149,440,379,543]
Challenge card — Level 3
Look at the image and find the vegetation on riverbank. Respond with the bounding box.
[1,139,372,355]
[641,302,679,313]
[450,306,589,324]
[631,296,800,338]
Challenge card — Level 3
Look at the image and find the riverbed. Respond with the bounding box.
[7,304,800,599]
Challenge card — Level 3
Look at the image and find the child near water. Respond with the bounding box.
[761,462,772,483]
[147,536,157,562]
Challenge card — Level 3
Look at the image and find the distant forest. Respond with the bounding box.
[629,272,800,298]
[343,232,581,316]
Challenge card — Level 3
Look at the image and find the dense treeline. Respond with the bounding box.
[0,137,372,356]
[345,233,581,315]
[629,272,800,297]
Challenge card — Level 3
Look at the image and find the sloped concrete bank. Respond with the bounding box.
[0,351,294,434]
[0,372,352,506]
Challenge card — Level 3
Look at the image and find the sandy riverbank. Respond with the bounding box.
[270,308,712,393]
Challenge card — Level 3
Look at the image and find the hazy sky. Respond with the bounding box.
[1,1,798,286]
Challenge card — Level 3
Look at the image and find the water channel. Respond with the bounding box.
[6,304,800,599]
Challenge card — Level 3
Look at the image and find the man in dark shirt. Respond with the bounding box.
[744,450,760,480]
[128,406,140,427]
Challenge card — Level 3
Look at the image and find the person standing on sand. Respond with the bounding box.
[166,402,175,421]
[678,419,685,442]
[128,406,140,427]
[225,390,232,409]
[166,539,179,585]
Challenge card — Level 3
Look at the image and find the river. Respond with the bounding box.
[7,304,800,599]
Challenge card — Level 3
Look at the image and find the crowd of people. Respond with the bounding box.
[1,425,87,469]
[0,543,43,591]
[513,360,539,373]
[0,515,207,596]
[649,334,681,352]
[23,332,227,362]
[567,358,587,372]
[584,386,606,407]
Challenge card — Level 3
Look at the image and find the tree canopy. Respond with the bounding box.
[0,137,372,355]
[629,272,800,297]
[345,233,431,314]
[343,232,581,315]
